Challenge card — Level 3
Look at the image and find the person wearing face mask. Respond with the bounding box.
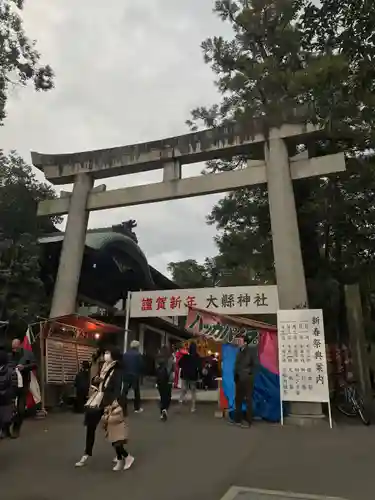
[75,347,134,471]
[231,332,259,428]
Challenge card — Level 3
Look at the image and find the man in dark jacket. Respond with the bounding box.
[122,340,143,413]
[179,342,201,412]
[10,338,37,437]
[232,333,259,427]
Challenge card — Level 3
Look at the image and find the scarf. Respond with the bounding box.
[86,360,116,408]
[98,361,116,390]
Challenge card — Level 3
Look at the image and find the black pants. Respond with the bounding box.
[84,409,103,456]
[113,442,129,460]
[13,390,27,434]
[234,375,254,424]
[157,381,172,412]
[123,375,141,411]
[74,391,88,413]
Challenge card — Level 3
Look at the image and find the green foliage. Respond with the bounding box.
[0,0,54,123]
[167,259,214,288]
[0,151,60,322]
[0,234,45,321]
[179,0,375,340]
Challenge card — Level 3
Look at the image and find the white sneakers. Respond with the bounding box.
[113,455,135,470]
[77,454,135,471]
[124,455,135,470]
[75,455,89,467]
[134,408,144,414]
[113,459,125,471]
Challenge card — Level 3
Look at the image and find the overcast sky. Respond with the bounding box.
[0,0,233,275]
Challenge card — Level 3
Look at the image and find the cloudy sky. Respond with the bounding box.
[0,0,233,275]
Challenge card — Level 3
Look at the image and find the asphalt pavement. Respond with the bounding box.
[0,403,373,500]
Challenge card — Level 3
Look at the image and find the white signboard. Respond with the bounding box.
[277,309,329,403]
[130,286,279,318]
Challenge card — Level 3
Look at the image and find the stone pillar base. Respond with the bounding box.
[285,402,332,427]
[285,413,331,427]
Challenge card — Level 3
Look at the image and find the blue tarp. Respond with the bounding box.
[222,343,283,422]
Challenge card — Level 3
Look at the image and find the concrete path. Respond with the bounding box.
[129,386,219,402]
[0,404,373,500]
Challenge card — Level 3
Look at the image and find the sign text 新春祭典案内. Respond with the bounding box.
[277,309,329,404]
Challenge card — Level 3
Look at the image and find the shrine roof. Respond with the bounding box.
[39,228,178,293]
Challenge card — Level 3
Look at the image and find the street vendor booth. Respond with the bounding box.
[37,314,124,408]
[184,307,282,422]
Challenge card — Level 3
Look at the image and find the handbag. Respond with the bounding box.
[85,388,104,409]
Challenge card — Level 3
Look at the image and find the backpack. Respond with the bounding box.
[0,366,12,405]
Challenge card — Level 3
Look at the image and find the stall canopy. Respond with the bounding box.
[47,313,124,337]
[185,306,282,422]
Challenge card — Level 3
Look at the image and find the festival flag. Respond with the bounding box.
[22,327,41,409]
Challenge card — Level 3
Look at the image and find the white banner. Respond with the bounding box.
[277,309,330,403]
[130,285,279,318]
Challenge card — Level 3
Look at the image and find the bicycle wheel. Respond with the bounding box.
[354,395,371,426]
[358,406,371,425]
[335,389,357,417]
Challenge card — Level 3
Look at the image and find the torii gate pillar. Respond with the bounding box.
[49,173,93,318]
[265,137,324,423]
[265,137,308,310]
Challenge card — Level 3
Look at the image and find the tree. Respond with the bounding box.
[0,0,54,123]
[168,255,262,288]
[186,0,375,341]
[167,259,213,288]
[0,151,60,325]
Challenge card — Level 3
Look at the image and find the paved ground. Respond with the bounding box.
[0,403,374,500]
[131,386,218,402]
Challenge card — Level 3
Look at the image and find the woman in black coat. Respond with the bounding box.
[75,347,125,468]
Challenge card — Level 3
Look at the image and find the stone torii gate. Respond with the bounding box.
[33,122,345,322]
[33,122,345,424]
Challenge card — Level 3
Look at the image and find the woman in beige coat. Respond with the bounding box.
[102,397,132,470]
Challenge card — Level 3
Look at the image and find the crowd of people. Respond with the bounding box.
[1,334,257,473]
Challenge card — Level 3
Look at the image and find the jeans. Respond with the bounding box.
[123,375,141,411]
[157,381,172,412]
[179,380,197,408]
[234,375,254,424]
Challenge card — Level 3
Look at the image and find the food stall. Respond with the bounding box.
[37,314,124,408]
[179,306,281,422]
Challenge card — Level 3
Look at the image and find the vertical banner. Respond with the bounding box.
[277,309,330,405]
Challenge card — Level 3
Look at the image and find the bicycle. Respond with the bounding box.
[334,377,371,426]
